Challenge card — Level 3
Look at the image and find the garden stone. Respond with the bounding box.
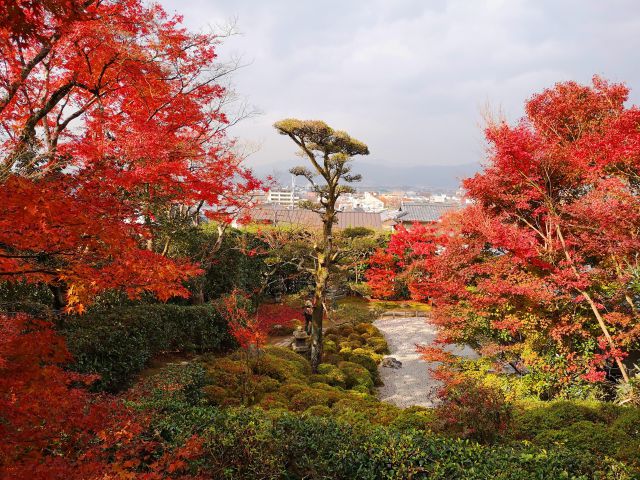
[381,357,402,369]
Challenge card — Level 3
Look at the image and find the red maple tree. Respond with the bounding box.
[0,0,259,310]
[370,77,640,389]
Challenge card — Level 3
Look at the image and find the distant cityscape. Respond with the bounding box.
[241,183,469,231]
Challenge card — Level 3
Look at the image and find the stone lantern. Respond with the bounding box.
[292,326,309,353]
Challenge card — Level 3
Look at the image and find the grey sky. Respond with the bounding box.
[161,0,640,169]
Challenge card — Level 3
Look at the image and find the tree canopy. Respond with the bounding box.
[369,76,640,393]
[0,0,258,310]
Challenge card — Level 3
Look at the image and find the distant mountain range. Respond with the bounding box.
[249,160,481,190]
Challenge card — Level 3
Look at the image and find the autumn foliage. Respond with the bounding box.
[369,77,640,393]
[217,293,301,349]
[0,313,131,478]
[0,0,258,310]
[256,303,301,331]
[0,312,222,479]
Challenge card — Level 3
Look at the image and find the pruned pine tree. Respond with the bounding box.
[274,119,369,371]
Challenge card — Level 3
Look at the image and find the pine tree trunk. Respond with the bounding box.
[310,254,329,372]
[310,213,334,373]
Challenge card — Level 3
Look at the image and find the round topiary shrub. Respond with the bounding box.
[338,325,354,336]
[290,388,333,411]
[337,361,374,393]
[322,353,343,365]
[203,385,228,405]
[251,375,281,399]
[253,353,306,382]
[262,346,312,375]
[278,383,307,400]
[367,337,389,354]
[355,323,378,336]
[347,333,363,343]
[349,353,380,385]
[303,405,332,417]
[258,392,289,410]
[324,339,338,354]
[390,407,435,431]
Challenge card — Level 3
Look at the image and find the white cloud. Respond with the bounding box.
[159,0,640,169]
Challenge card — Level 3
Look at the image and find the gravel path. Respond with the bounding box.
[374,316,478,408]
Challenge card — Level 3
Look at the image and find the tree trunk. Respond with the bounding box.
[310,214,334,373]
[190,278,206,305]
[48,282,68,313]
[310,259,329,372]
[579,289,630,383]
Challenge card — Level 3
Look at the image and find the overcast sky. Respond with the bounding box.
[161,0,640,170]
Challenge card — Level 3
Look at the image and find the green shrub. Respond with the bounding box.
[290,388,336,411]
[261,346,311,375]
[64,304,235,392]
[349,353,381,385]
[512,400,616,439]
[338,361,374,393]
[303,405,332,417]
[613,407,640,439]
[130,359,639,478]
[367,336,389,354]
[533,420,625,457]
[168,407,636,479]
[252,351,307,382]
[278,383,306,400]
[323,339,338,353]
[317,363,347,388]
[390,406,435,431]
[512,400,640,466]
[355,322,379,336]
[258,393,289,410]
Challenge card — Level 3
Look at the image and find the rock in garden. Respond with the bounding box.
[381,357,402,369]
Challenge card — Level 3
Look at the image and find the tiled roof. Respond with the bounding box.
[395,202,459,223]
[248,205,383,230]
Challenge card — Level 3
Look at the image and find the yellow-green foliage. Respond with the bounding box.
[324,322,389,364]
[303,405,332,417]
[201,346,406,427]
[511,399,640,467]
[253,352,308,383]
[201,322,390,423]
[391,406,436,431]
[258,392,288,410]
[262,346,312,375]
[278,383,307,400]
[337,361,374,393]
[290,388,342,411]
[317,363,347,388]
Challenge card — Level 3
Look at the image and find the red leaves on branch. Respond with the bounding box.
[0,313,131,478]
[217,290,261,349]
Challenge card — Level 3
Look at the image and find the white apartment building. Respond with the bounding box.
[267,189,299,207]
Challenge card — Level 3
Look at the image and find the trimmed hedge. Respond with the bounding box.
[134,357,639,479]
[148,403,635,479]
[63,304,235,392]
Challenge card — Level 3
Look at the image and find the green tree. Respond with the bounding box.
[274,119,369,371]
